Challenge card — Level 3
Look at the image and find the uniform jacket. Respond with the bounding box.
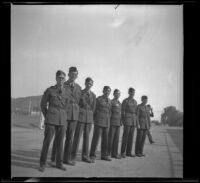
[146,108,154,128]
[94,95,111,128]
[64,80,82,121]
[110,99,121,126]
[40,85,69,126]
[78,89,96,123]
[121,97,137,126]
[136,104,150,130]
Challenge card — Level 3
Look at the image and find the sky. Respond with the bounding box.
[11,5,183,121]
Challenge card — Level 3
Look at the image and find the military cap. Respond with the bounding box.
[141,95,148,100]
[113,89,120,94]
[103,86,111,91]
[128,87,135,93]
[85,77,93,83]
[69,66,78,73]
[56,70,66,77]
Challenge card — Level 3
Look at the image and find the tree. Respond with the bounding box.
[161,106,183,127]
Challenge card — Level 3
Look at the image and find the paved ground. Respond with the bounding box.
[11,122,183,178]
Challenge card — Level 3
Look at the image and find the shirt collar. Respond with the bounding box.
[113,98,119,103]
[55,85,65,93]
[66,80,75,87]
[84,89,91,95]
[55,84,63,89]
[102,95,109,101]
[128,97,134,100]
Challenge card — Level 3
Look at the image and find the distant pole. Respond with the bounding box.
[28,98,32,115]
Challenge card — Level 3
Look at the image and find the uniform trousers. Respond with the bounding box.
[62,120,77,163]
[90,125,109,158]
[146,129,154,143]
[71,122,92,160]
[108,125,120,157]
[135,129,147,155]
[40,124,66,167]
[121,125,135,155]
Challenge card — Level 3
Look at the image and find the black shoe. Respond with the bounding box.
[90,156,96,163]
[101,157,112,161]
[82,158,92,163]
[56,164,66,171]
[49,161,56,167]
[136,154,144,157]
[91,159,95,163]
[121,154,126,158]
[111,155,121,159]
[38,165,45,172]
[126,154,136,157]
[63,160,76,166]
[150,141,155,144]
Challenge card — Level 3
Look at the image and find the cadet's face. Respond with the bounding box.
[142,99,148,105]
[68,72,78,82]
[56,74,66,86]
[129,91,135,97]
[103,89,111,97]
[114,91,120,99]
[85,81,93,90]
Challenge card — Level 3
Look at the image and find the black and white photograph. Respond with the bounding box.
[11,4,183,178]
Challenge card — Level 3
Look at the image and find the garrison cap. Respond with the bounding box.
[114,89,120,94]
[141,95,148,100]
[103,86,111,91]
[128,87,135,93]
[85,77,93,83]
[56,70,66,77]
[69,66,78,73]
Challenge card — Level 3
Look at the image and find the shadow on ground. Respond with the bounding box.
[11,148,101,170]
[12,149,41,169]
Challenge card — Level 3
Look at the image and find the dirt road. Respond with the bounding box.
[11,125,183,178]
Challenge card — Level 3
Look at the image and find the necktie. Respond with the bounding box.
[59,88,62,94]
[70,83,74,91]
[87,92,90,97]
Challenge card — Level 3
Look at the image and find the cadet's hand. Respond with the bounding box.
[137,125,140,129]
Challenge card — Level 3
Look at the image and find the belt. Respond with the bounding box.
[69,101,78,105]
[100,110,110,114]
[48,106,65,110]
[80,107,92,111]
[112,111,121,115]
[126,112,136,114]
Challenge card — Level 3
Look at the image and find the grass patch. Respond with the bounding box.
[11,114,41,129]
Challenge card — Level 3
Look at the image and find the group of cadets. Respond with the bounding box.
[39,67,155,172]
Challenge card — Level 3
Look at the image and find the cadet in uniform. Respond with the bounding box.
[71,77,96,164]
[51,67,82,166]
[39,70,68,172]
[90,86,112,162]
[146,104,155,144]
[135,95,149,157]
[108,89,122,159]
[120,88,137,158]
[63,67,82,165]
